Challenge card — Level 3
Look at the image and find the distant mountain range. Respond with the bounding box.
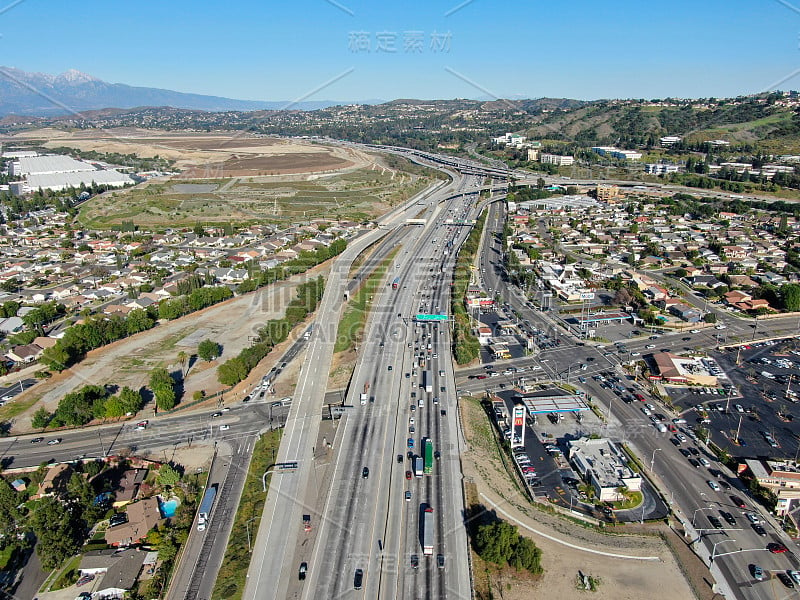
[0,67,361,115]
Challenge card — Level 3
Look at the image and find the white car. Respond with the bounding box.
[220,424,230,431]
[707,480,720,491]
[690,329,700,334]
[699,457,711,467]
[735,404,744,413]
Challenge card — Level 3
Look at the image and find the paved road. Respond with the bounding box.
[300,175,477,600]
[242,178,462,600]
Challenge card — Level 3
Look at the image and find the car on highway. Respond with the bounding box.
[708,515,723,529]
[30,437,43,443]
[220,424,230,431]
[437,554,445,569]
[407,438,414,448]
[790,570,800,585]
[730,495,747,509]
[751,564,765,581]
[405,490,411,501]
[410,554,419,569]
[387,365,393,371]
[707,480,720,491]
[768,542,789,553]
[353,569,363,590]
[698,457,710,467]
[690,329,700,334]
[47,438,62,445]
[211,412,222,418]
[298,562,307,580]
[405,471,412,480]
[362,467,369,478]
[753,524,767,536]
[720,511,736,526]
[136,421,148,430]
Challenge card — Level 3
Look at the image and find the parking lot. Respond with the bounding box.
[668,337,800,459]
[490,388,667,522]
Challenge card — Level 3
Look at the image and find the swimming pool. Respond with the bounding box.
[159,497,180,518]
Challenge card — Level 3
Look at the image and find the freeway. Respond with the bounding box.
[242,175,470,600]
[301,174,478,600]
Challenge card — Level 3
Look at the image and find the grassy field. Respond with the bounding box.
[78,165,433,229]
[211,429,282,600]
[334,247,400,353]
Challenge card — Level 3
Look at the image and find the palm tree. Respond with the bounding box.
[177,351,188,378]
[615,485,632,504]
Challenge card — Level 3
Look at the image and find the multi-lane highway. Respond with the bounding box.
[243,170,480,600]
[299,177,482,600]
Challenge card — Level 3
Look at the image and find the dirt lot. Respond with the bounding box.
[6,267,328,433]
[459,396,700,600]
[12,129,369,175]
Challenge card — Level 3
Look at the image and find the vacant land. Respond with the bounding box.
[3,269,326,433]
[459,396,696,600]
[8,129,436,227]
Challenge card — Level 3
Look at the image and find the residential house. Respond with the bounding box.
[112,469,147,507]
[104,497,161,547]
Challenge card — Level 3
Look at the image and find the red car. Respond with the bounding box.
[768,542,788,554]
[405,471,412,480]
[476,375,487,380]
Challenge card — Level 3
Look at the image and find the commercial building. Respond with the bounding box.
[649,352,718,386]
[591,146,643,161]
[7,153,134,194]
[567,437,642,502]
[540,153,574,166]
[743,459,800,515]
[645,163,680,175]
[596,184,620,202]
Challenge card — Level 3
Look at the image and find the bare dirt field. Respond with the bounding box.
[5,266,329,433]
[459,395,701,600]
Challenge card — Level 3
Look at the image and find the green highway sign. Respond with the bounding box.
[415,314,448,322]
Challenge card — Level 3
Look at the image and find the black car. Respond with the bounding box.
[708,515,723,529]
[753,523,768,536]
[362,467,369,478]
[720,511,737,526]
[353,569,363,590]
[777,572,795,589]
[397,454,403,463]
[411,554,419,569]
[298,562,307,581]
[679,448,691,457]
[436,554,445,569]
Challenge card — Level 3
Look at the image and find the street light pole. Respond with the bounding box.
[711,539,737,562]
[650,448,662,473]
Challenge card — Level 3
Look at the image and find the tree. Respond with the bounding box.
[118,387,143,414]
[177,350,188,377]
[474,520,517,564]
[150,367,177,411]
[30,497,84,570]
[157,464,181,488]
[703,312,717,324]
[782,283,800,312]
[31,407,51,429]
[510,536,543,574]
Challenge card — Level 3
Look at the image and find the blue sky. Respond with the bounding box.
[2,0,798,102]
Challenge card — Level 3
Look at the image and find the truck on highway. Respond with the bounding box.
[423,439,433,475]
[392,277,400,290]
[422,370,433,394]
[197,484,218,531]
[414,456,424,478]
[360,382,370,405]
[422,507,434,555]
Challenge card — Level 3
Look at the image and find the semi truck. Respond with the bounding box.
[197,484,218,531]
[422,371,433,393]
[414,456,424,478]
[422,507,434,555]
